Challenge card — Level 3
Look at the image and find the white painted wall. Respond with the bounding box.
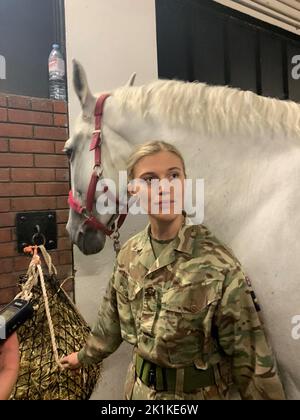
[64,0,157,400]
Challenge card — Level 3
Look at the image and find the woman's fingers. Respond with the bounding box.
[60,352,81,370]
[60,355,69,365]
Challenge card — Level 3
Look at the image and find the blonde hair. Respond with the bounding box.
[126,140,187,181]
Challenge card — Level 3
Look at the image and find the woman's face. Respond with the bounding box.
[129,151,185,222]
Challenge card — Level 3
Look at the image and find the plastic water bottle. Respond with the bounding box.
[48,44,66,101]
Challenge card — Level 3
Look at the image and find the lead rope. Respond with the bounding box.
[16,244,63,370]
[112,228,121,254]
[37,261,63,369]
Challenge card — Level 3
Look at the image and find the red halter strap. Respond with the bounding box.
[68,94,128,237]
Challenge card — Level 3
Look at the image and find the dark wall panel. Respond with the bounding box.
[156,0,225,85]
[192,8,225,85]
[0,0,65,98]
[227,19,257,92]
[260,33,285,99]
[156,0,192,81]
[156,0,300,102]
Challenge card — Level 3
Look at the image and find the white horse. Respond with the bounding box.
[65,59,300,399]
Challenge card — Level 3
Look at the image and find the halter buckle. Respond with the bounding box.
[81,207,90,219]
[93,163,103,177]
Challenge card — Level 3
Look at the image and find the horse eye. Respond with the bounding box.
[63,147,73,160]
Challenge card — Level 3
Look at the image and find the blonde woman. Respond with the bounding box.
[62,141,285,400]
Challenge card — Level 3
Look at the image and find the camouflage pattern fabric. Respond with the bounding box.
[78,222,285,400]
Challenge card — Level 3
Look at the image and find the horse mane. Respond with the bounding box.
[113,79,300,140]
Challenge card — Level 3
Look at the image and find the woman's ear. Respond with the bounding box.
[127,182,136,195]
[128,181,143,196]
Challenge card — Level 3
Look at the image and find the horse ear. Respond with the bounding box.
[72,59,94,112]
[126,72,136,87]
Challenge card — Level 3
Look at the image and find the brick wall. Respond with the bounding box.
[0,94,74,306]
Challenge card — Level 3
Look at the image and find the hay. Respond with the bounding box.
[10,273,102,400]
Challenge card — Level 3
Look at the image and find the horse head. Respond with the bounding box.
[64,60,136,255]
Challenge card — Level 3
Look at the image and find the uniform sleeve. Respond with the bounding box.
[78,262,123,365]
[214,264,286,400]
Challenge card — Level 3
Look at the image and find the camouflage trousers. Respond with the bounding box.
[123,352,238,400]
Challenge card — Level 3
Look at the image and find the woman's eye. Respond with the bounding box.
[145,178,152,184]
[143,176,157,183]
[170,172,179,179]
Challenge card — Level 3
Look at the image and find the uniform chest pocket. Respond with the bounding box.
[114,270,143,322]
[114,271,142,300]
[161,281,220,318]
[160,270,223,365]
[162,268,223,314]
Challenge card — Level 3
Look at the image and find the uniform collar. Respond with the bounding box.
[134,219,197,274]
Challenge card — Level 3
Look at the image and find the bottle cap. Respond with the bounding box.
[52,43,60,49]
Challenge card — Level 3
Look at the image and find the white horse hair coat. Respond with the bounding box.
[66,60,300,399]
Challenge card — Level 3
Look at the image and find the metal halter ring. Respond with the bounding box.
[32,225,46,246]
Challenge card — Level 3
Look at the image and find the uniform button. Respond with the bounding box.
[190,305,198,313]
[145,287,155,297]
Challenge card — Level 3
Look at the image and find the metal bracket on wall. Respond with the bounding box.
[16,211,57,253]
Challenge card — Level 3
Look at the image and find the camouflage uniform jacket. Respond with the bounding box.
[78,222,285,400]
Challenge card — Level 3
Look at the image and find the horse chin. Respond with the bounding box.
[76,229,106,255]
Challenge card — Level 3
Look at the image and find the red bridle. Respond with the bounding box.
[68,94,128,243]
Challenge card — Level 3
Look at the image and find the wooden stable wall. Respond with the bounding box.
[0,94,73,306]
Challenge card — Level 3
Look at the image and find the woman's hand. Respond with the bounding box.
[60,352,81,370]
[0,333,20,400]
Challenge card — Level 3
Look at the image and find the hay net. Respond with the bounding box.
[10,246,102,400]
